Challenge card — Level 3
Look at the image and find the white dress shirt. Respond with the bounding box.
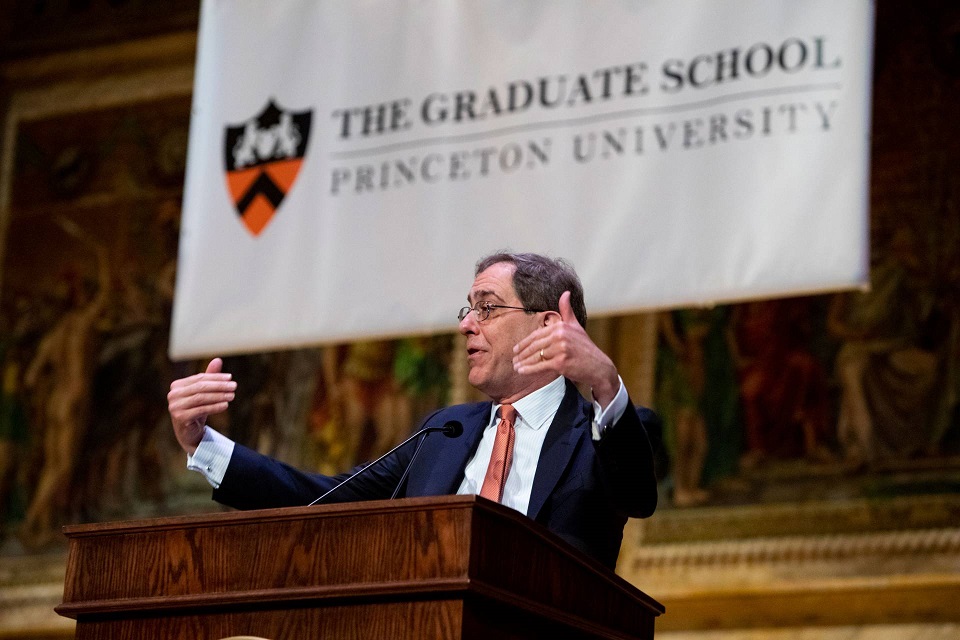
[455,375,560,514]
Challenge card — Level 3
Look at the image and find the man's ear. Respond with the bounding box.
[541,310,562,327]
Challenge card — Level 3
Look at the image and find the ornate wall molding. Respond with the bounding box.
[618,502,960,632]
[633,494,960,544]
[626,527,960,569]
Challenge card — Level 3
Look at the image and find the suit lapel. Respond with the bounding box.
[420,401,490,495]
[526,380,589,520]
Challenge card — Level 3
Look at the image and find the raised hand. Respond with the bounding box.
[512,291,619,406]
[167,358,236,455]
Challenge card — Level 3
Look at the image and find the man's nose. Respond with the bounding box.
[458,312,477,335]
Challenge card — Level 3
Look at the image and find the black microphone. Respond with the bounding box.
[390,420,463,499]
[307,420,463,506]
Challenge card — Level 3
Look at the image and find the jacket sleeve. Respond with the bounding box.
[594,401,662,518]
[212,441,410,510]
[211,407,452,510]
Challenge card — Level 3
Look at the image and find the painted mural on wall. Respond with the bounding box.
[0,98,187,550]
[0,97,453,553]
[654,226,960,508]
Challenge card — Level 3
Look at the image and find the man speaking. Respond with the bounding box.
[167,252,661,568]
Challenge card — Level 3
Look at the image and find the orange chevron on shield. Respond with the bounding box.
[223,100,312,236]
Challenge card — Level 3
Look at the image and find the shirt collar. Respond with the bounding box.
[490,375,565,431]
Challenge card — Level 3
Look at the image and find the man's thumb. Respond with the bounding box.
[559,291,576,323]
[205,357,223,374]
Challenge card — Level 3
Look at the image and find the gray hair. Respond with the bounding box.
[475,252,587,328]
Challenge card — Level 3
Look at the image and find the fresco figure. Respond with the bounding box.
[20,218,110,546]
[730,300,832,469]
[827,229,942,464]
[657,310,710,507]
[699,306,742,484]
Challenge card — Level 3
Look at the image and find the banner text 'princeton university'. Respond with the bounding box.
[171,0,873,358]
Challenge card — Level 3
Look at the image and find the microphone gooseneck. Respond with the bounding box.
[308,420,463,507]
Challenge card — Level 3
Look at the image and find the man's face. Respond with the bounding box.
[458,261,545,403]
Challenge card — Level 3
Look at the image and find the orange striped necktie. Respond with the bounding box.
[479,404,516,503]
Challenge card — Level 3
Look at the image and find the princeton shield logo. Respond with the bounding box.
[223,100,312,236]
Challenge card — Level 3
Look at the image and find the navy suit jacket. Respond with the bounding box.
[213,379,661,568]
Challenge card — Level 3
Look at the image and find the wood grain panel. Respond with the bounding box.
[59,496,663,639]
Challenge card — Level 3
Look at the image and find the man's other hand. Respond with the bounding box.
[513,291,620,407]
[167,358,236,455]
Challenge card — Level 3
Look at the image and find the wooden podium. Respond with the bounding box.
[57,495,663,639]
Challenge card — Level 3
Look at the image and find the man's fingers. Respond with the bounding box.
[168,357,231,455]
[524,337,554,363]
[170,371,233,389]
[514,291,577,357]
[514,338,567,375]
[167,384,235,415]
[180,379,237,395]
[513,331,550,362]
[170,390,235,412]
[169,358,229,389]
[177,401,230,422]
[515,322,578,362]
[167,377,236,432]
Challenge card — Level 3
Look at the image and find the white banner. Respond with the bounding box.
[171,0,873,359]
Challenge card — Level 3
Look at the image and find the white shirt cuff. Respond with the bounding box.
[591,376,628,440]
[186,426,235,489]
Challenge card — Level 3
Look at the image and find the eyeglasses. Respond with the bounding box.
[458,301,546,323]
